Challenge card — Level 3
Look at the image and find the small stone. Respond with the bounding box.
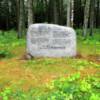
[26,54,32,59]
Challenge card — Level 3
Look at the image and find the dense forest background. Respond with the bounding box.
[0,0,100,38]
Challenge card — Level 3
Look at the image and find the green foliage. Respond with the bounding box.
[0,50,12,59]
[38,73,100,100]
[77,29,100,55]
[0,87,12,100]
[66,59,100,70]
[0,30,25,59]
[0,30,25,47]
[0,75,100,99]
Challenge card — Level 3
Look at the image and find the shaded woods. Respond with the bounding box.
[0,0,100,38]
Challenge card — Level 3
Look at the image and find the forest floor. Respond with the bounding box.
[0,29,100,99]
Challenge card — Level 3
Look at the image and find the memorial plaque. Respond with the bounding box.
[27,24,76,57]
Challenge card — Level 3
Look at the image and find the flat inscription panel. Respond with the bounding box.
[27,24,76,57]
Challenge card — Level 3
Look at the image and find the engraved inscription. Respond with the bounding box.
[38,45,66,49]
[53,31,70,38]
[52,39,70,46]
[31,38,49,44]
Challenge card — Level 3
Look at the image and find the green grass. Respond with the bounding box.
[0,29,100,100]
[77,29,100,55]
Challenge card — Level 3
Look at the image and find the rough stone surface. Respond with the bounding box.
[27,24,76,57]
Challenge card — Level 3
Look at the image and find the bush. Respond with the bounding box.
[0,50,12,59]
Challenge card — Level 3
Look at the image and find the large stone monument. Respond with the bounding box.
[27,24,76,57]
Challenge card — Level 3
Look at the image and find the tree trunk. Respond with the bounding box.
[48,0,53,23]
[53,0,58,24]
[89,0,95,36]
[28,0,34,27]
[18,0,25,38]
[83,0,90,38]
[58,0,63,25]
[71,0,74,27]
[96,0,100,28]
[67,0,71,26]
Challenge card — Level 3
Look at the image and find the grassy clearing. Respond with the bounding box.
[0,29,100,99]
